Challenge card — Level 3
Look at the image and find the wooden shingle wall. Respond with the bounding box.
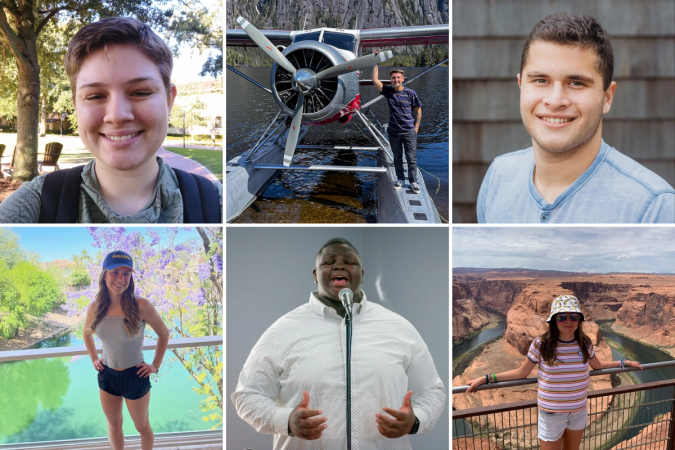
[452,0,675,223]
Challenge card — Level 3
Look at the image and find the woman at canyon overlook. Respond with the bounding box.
[465,295,643,450]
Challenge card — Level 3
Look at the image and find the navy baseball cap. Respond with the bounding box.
[103,251,135,272]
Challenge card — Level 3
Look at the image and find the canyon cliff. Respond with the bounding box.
[453,283,492,343]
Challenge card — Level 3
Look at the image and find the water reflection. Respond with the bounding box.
[0,358,71,438]
[0,332,221,443]
[227,66,449,222]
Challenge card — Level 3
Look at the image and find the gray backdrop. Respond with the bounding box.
[452,0,675,222]
[226,227,449,449]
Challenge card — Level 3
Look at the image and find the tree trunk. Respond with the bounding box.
[5,8,41,182]
[39,95,46,137]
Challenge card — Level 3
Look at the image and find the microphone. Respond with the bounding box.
[339,288,354,310]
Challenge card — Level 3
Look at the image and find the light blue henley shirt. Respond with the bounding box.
[477,141,675,223]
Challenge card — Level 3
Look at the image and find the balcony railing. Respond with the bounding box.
[0,336,223,450]
[453,361,675,450]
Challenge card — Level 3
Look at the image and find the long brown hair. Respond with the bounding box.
[88,269,141,338]
[539,316,592,365]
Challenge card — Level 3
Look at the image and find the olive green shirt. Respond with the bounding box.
[0,157,222,223]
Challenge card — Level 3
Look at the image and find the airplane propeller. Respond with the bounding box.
[236,16,394,166]
[236,17,296,75]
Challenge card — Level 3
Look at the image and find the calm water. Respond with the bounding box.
[226,66,449,223]
[0,332,221,443]
[452,325,675,442]
[453,321,506,360]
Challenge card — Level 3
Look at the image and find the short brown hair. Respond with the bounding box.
[65,17,173,97]
[390,69,405,77]
[520,12,614,91]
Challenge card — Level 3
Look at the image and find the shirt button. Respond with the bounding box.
[540,214,549,223]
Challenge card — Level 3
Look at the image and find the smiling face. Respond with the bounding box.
[313,244,364,302]
[555,313,580,338]
[390,71,404,89]
[105,266,133,296]
[518,41,616,155]
[74,44,177,172]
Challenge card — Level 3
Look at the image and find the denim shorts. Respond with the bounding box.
[538,406,588,441]
[98,365,151,400]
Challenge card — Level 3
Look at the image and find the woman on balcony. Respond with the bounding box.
[83,251,170,450]
[466,295,642,450]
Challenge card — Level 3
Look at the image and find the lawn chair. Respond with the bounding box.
[38,142,63,173]
[1,147,14,175]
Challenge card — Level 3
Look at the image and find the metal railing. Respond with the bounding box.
[453,361,675,450]
[0,336,223,449]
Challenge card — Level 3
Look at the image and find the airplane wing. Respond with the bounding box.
[359,24,448,47]
[226,29,293,47]
[226,24,448,48]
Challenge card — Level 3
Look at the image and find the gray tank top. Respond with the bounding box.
[96,316,146,369]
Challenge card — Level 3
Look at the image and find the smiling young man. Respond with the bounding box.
[477,12,675,223]
[0,17,221,223]
[372,65,423,194]
[232,238,445,449]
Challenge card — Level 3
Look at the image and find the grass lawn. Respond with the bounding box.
[164,147,223,182]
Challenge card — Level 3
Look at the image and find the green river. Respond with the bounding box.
[452,320,675,445]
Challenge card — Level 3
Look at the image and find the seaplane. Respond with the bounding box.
[226,18,448,223]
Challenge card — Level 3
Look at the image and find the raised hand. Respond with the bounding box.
[376,390,416,438]
[288,391,327,440]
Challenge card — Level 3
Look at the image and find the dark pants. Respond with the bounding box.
[388,128,417,184]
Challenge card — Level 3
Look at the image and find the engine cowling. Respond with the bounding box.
[270,41,359,124]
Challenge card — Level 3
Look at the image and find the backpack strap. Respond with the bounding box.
[39,165,85,223]
[172,167,220,223]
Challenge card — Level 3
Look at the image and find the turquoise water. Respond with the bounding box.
[0,333,222,443]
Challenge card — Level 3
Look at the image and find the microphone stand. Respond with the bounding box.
[345,301,353,450]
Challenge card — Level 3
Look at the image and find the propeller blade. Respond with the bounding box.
[283,94,304,167]
[315,51,393,81]
[236,17,296,75]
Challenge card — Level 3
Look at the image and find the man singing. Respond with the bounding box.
[231,238,445,449]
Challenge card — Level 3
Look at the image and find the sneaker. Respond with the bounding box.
[410,182,420,194]
[394,180,404,189]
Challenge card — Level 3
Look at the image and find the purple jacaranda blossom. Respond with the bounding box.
[198,263,210,281]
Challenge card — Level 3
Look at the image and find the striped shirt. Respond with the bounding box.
[381,85,421,132]
[527,336,595,413]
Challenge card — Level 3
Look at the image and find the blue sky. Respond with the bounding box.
[453,227,675,274]
[11,227,203,263]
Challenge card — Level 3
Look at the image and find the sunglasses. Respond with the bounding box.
[556,313,581,322]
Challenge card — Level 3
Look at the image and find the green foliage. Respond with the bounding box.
[0,229,24,269]
[169,97,209,131]
[69,269,91,288]
[8,262,63,316]
[168,0,223,77]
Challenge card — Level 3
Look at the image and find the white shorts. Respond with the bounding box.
[537,406,588,441]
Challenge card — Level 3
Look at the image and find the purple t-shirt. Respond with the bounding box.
[381,85,421,132]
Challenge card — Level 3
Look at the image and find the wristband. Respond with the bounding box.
[492,373,497,383]
[485,374,489,384]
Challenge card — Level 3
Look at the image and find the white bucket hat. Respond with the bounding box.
[546,295,585,323]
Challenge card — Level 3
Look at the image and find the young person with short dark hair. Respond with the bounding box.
[372,65,423,194]
[477,12,674,223]
[232,238,445,448]
[0,17,222,223]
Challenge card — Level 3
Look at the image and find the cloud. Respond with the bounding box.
[616,255,630,260]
